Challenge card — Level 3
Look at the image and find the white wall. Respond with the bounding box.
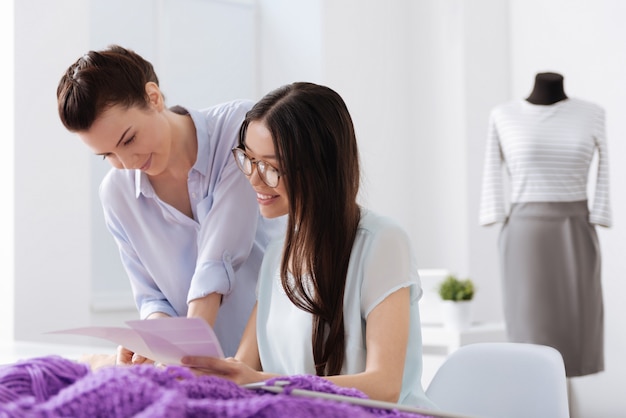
[257,0,323,92]
[14,0,94,346]
[463,0,511,322]
[0,0,15,343]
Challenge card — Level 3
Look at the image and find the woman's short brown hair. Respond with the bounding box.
[57,45,160,132]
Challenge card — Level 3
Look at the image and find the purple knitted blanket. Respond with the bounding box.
[0,356,433,418]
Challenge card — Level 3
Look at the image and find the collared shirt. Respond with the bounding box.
[256,208,435,409]
[100,100,286,356]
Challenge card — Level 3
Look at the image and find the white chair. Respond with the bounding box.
[426,342,570,418]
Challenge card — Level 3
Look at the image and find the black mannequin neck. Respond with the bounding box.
[526,72,568,105]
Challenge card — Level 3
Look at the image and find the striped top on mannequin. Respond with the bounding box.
[479,73,611,227]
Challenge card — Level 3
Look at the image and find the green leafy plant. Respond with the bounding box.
[438,274,475,301]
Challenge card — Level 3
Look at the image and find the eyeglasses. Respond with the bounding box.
[232,147,282,188]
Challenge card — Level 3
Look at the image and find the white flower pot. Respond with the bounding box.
[441,300,473,331]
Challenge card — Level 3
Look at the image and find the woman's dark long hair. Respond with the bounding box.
[239,82,361,376]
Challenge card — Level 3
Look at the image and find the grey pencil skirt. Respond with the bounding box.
[499,200,604,377]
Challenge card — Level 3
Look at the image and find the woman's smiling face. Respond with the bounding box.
[77,85,171,176]
[243,120,289,219]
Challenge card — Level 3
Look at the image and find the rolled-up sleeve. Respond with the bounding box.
[188,165,258,300]
[187,102,260,303]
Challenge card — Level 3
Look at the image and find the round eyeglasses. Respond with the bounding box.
[232,147,282,188]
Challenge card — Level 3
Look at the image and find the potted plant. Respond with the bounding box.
[438,274,475,330]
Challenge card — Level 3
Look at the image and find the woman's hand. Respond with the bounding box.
[180,356,265,385]
[116,345,154,366]
[116,312,168,365]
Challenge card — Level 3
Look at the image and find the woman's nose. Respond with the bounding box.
[249,166,264,186]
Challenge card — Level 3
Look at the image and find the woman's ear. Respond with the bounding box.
[145,82,164,110]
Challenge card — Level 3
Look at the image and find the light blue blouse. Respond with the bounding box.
[99,100,285,357]
[256,209,435,408]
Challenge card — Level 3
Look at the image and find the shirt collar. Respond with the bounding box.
[187,107,210,177]
[134,170,149,198]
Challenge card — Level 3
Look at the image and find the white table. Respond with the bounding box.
[0,340,115,366]
[421,321,508,354]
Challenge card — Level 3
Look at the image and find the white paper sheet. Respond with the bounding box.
[49,317,224,365]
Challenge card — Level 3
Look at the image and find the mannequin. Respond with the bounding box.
[479,72,611,377]
[526,72,568,105]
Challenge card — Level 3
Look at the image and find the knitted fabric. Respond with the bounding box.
[0,356,433,418]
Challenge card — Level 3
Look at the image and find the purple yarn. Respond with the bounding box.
[0,356,433,418]
[266,374,369,399]
[0,356,89,403]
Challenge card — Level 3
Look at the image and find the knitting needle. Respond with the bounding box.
[242,380,478,418]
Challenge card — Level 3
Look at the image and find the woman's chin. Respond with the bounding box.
[259,206,288,219]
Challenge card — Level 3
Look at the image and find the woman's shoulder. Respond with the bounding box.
[356,208,413,255]
[358,208,408,237]
[99,168,137,205]
[566,97,605,117]
[193,100,254,145]
[198,99,254,121]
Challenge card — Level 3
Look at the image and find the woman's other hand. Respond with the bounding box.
[116,345,154,365]
[181,356,265,385]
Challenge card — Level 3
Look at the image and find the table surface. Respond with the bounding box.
[0,340,115,366]
[421,321,508,351]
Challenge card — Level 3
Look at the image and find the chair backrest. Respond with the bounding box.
[425,342,570,418]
